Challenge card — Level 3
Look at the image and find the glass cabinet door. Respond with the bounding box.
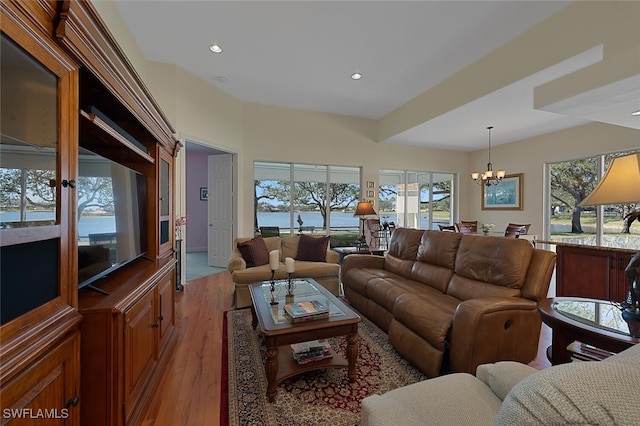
[0,31,73,325]
[1,34,59,230]
[159,151,173,252]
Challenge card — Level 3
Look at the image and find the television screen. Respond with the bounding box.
[77,147,147,293]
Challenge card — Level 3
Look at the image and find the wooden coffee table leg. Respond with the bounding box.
[265,342,279,402]
[346,333,359,382]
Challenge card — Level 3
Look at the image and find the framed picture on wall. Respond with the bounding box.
[366,181,375,188]
[481,173,523,210]
[367,190,374,197]
[200,187,208,201]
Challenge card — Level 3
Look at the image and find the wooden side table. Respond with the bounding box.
[538,297,639,365]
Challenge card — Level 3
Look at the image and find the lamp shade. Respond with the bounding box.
[354,200,377,216]
[580,153,640,206]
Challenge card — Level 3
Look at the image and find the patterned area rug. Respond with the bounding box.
[225,308,427,425]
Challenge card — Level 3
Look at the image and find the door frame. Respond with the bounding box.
[178,138,237,281]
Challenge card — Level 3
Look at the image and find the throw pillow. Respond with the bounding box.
[295,234,330,262]
[237,235,270,267]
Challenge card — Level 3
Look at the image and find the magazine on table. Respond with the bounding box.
[290,339,333,364]
[283,299,329,319]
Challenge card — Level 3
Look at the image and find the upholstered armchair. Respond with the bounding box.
[361,343,640,426]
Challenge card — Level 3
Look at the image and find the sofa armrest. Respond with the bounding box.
[325,249,339,264]
[227,251,247,273]
[341,254,386,276]
[476,361,539,401]
[449,297,541,374]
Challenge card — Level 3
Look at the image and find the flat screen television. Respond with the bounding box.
[77,147,147,294]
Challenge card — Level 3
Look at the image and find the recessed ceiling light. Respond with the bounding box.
[351,72,362,80]
[209,43,223,54]
[215,76,228,84]
[632,109,640,116]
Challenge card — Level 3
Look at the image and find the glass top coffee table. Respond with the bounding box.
[538,297,639,365]
[248,278,361,402]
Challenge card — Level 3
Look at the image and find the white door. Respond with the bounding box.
[207,154,233,267]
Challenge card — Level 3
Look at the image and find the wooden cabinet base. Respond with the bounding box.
[79,259,177,426]
[1,332,81,425]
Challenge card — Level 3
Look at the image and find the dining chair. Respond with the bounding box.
[507,223,531,235]
[438,224,457,232]
[366,218,389,249]
[455,223,474,234]
[388,221,396,234]
[460,220,478,233]
[504,225,527,238]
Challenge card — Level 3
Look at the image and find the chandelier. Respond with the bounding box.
[471,126,506,186]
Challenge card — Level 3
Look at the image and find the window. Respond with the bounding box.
[548,150,639,249]
[379,170,455,230]
[254,162,360,243]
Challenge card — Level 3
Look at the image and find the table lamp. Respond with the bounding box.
[353,200,377,249]
[579,152,640,331]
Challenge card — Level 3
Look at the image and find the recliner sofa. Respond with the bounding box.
[341,228,556,376]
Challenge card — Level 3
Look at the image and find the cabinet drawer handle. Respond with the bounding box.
[158,315,164,321]
[152,322,159,328]
[66,396,80,407]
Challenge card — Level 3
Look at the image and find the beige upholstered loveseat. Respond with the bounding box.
[361,342,640,425]
[228,234,340,308]
[342,227,556,377]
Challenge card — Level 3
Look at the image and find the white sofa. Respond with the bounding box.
[361,342,640,425]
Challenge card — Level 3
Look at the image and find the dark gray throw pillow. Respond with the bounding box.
[295,234,330,262]
[237,235,270,267]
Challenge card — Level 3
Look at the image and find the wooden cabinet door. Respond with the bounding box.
[123,290,157,421]
[157,272,175,352]
[0,332,80,425]
[556,246,614,299]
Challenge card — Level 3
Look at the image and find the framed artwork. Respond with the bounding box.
[366,181,375,188]
[481,173,523,210]
[200,187,208,201]
[367,190,374,197]
[367,199,375,206]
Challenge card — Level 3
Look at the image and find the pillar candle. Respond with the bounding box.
[269,250,280,270]
[285,257,295,273]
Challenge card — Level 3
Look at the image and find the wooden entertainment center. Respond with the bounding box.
[1,1,179,424]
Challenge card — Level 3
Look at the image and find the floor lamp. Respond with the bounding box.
[579,152,640,334]
[354,200,377,249]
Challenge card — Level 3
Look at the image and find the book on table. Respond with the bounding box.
[283,299,329,322]
[290,339,333,364]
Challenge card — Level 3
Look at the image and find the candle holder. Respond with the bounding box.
[269,269,279,305]
[286,273,296,297]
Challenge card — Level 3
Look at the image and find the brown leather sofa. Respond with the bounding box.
[341,228,556,377]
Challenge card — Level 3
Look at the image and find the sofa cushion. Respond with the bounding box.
[236,235,270,267]
[496,351,640,425]
[361,373,503,426]
[295,234,330,262]
[453,235,532,289]
[417,230,461,269]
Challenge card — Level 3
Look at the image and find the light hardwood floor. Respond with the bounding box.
[141,271,551,424]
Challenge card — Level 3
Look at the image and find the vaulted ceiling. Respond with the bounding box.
[114,1,640,151]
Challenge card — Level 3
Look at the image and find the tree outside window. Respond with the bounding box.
[549,150,639,249]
